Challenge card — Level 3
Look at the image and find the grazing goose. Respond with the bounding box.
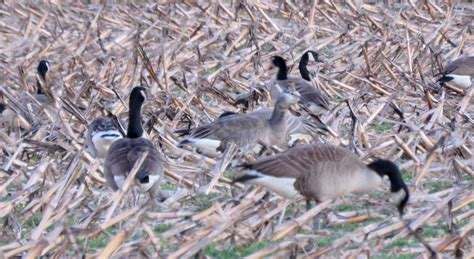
[0,60,51,130]
[178,90,301,155]
[437,56,474,88]
[268,54,330,114]
[104,87,163,200]
[234,144,409,216]
[86,117,123,159]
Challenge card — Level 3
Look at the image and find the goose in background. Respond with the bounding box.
[0,60,52,131]
[177,90,301,156]
[438,56,474,88]
[104,87,164,201]
[86,117,123,159]
[233,144,409,216]
[268,53,330,114]
[33,60,54,104]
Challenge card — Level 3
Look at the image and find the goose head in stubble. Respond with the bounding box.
[367,160,409,216]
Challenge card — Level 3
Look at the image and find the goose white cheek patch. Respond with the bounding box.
[92,131,122,156]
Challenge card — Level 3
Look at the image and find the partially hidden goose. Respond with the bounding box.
[104,87,163,200]
[177,90,301,156]
[0,60,51,129]
[86,117,123,159]
[268,53,330,114]
[33,60,54,104]
[437,56,474,88]
[233,144,409,215]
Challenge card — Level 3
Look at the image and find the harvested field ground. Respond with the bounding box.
[0,1,473,258]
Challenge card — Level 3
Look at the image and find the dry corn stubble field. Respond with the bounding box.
[0,0,473,258]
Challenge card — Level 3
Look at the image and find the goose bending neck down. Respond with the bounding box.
[177,90,301,156]
[104,87,163,201]
[233,144,409,216]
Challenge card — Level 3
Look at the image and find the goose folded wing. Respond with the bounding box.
[294,161,353,201]
[295,84,330,109]
[190,114,267,146]
[443,57,474,76]
[248,144,322,179]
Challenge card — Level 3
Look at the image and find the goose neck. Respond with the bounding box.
[299,53,311,81]
[276,63,288,81]
[127,100,144,138]
[269,104,287,127]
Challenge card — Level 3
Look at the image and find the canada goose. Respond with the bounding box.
[268,54,330,114]
[178,90,301,155]
[104,87,163,200]
[299,50,323,81]
[34,60,53,104]
[233,144,409,216]
[86,117,123,159]
[179,108,321,138]
[437,56,474,88]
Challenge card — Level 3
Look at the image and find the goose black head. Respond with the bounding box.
[37,60,50,80]
[130,86,147,104]
[272,56,286,68]
[368,159,409,216]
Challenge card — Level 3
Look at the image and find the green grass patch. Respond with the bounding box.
[422,225,448,238]
[334,204,365,212]
[204,244,238,259]
[85,232,111,251]
[317,237,336,247]
[372,122,392,133]
[23,213,42,231]
[154,223,173,234]
[193,193,221,212]
[427,181,452,192]
[384,237,417,250]
[204,241,273,258]
[161,183,177,191]
[372,254,417,259]
[400,169,414,181]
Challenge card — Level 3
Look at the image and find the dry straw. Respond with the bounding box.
[0,0,472,258]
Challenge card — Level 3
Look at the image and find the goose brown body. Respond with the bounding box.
[438,56,474,88]
[235,144,409,215]
[104,87,163,197]
[104,137,163,191]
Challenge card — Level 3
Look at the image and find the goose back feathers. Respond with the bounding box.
[104,87,163,194]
